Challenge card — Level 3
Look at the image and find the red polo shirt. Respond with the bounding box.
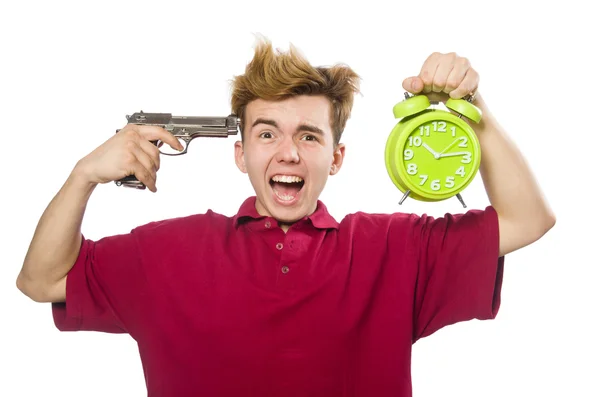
[52,196,504,397]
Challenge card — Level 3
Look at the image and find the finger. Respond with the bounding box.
[121,142,157,192]
[135,125,184,152]
[130,141,158,175]
[418,52,443,94]
[121,137,157,172]
[431,53,457,93]
[125,141,158,191]
[449,68,479,99]
[139,139,161,172]
[130,160,157,193]
[402,77,424,94]
[133,146,158,192]
[444,58,470,95]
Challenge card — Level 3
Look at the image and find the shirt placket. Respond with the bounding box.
[257,218,307,291]
[274,236,295,288]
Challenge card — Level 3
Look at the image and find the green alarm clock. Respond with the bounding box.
[384,93,482,208]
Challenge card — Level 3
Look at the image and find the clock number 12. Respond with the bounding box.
[432,122,446,132]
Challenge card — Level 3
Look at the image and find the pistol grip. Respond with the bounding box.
[115,175,147,190]
[113,139,160,189]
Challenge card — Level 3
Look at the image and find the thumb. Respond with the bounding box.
[402,77,423,94]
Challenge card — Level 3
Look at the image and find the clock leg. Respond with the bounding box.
[399,190,411,205]
[456,193,467,208]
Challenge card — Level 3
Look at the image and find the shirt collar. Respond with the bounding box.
[233,196,339,230]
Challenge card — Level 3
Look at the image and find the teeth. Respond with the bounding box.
[274,190,295,201]
[271,175,304,183]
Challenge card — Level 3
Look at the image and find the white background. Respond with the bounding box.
[1,0,598,396]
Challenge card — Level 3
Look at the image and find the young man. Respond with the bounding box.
[17,38,555,396]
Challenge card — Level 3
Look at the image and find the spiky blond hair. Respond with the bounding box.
[230,35,361,146]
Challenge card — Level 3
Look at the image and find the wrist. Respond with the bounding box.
[69,162,99,195]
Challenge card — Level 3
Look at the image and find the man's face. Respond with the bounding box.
[234,95,345,227]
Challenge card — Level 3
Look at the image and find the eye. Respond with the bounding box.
[259,131,274,139]
[301,134,318,141]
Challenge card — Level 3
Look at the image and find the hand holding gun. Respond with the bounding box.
[114,111,240,190]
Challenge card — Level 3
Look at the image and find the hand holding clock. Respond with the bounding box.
[387,51,556,257]
[384,51,483,205]
[400,52,479,102]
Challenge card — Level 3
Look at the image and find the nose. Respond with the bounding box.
[275,136,300,164]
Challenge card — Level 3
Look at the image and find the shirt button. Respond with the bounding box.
[281,266,290,274]
[265,221,271,228]
[276,242,283,250]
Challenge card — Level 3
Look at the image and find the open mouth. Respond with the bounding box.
[269,175,305,202]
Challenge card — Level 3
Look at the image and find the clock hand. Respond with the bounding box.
[438,138,460,155]
[422,143,440,159]
[439,151,470,158]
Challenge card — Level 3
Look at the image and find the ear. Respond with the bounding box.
[234,140,247,173]
[329,143,345,176]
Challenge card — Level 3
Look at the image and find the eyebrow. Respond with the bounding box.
[251,117,325,136]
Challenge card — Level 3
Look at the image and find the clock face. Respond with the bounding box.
[400,118,479,197]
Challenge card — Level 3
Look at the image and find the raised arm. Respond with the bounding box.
[16,124,183,302]
[17,172,95,303]
[402,52,556,257]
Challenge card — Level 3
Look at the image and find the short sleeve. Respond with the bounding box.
[51,231,147,335]
[411,206,505,342]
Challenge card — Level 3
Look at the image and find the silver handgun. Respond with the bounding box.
[115,110,240,189]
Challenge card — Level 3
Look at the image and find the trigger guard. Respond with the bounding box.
[157,138,187,156]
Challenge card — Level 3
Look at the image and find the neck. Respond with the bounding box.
[279,222,292,233]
